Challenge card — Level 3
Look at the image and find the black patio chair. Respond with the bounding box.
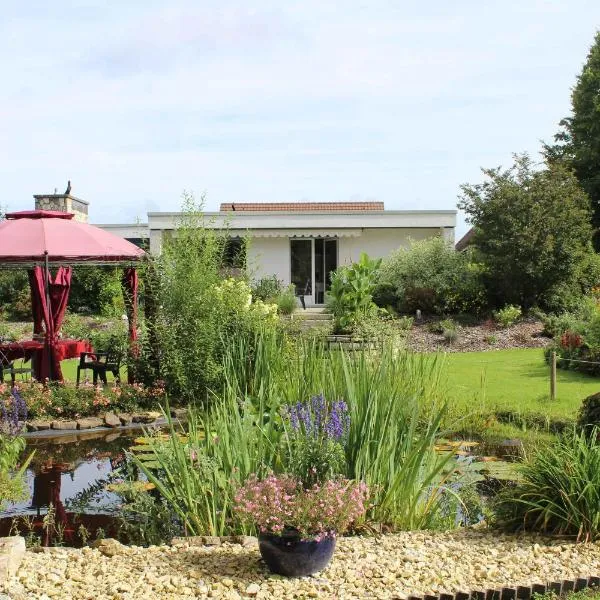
[0,341,34,386]
[76,350,122,386]
[295,279,311,310]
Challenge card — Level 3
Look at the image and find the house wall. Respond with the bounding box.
[338,227,444,266]
[247,237,292,285]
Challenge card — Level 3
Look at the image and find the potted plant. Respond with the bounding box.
[235,474,368,576]
[234,394,369,576]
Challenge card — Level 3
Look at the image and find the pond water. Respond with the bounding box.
[0,429,142,544]
[0,429,524,545]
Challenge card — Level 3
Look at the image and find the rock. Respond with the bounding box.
[117,413,133,425]
[245,583,260,596]
[232,535,258,547]
[104,432,121,443]
[26,420,51,432]
[90,538,127,557]
[103,412,121,428]
[50,420,77,431]
[170,407,187,419]
[0,536,25,578]
[76,417,104,430]
[132,411,160,424]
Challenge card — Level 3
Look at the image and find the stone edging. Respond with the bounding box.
[406,577,600,600]
[23,407,187,436]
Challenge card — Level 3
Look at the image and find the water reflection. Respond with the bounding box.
[0,430,136,544]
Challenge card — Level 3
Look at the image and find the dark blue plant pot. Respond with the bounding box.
[258,532,336,576]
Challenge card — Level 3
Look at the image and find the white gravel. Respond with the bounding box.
[3,530,600,600]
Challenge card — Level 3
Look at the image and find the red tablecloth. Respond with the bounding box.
[0,339,93,381]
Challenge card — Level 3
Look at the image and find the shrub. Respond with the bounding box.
[484,334,498,345]
[443,328,458,345]
[378,237,486,315]
[396,316,414,331]
[494,429,600,540]
[459,153,594,311]
[494,305,522,328]
[577,392,600,435]
[144,195,281,403]
[326,253,381,333]
[252,275,283,303]
[276,285,298,315]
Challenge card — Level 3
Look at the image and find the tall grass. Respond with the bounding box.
[132,331,456,535]
[494,428,600,540]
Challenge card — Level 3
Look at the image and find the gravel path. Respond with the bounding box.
[3,530,600,600]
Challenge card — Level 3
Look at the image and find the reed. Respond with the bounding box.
[494,427,600,540]
[132,332,455,534]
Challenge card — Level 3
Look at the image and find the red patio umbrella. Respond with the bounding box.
[0,211,145,381]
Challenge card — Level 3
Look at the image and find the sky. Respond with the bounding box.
[1,1,599,238]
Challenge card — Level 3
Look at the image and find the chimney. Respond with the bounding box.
[33,188,89,223]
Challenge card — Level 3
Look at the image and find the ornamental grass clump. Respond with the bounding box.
[494,428,600,540]
[234,474,369,541]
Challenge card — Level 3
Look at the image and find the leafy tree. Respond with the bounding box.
[544,31,600,248]
[458,153,594,310]
[377,236,486,315]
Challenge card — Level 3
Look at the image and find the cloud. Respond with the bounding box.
[1,0,599,239]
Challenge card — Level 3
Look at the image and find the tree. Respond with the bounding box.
[544,31,600,248]
[458,153,593,310]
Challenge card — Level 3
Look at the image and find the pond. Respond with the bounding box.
[0,429,143,545]
[0,429,524,545]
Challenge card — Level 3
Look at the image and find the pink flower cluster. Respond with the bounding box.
[234,474,369,540]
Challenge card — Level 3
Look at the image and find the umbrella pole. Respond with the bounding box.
[44,251,53,379]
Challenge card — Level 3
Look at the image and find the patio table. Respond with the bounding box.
[0,339,93,381]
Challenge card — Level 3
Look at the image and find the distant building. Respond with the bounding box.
[99,201,456,307]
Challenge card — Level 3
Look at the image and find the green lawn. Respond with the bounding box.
[442,348,600,421]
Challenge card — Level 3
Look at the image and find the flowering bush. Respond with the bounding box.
[234,474,369,540]
[284,394,349,487]
[0,380,167,419]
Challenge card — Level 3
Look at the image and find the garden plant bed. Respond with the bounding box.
[3,531,600,600]
[406,319,550,354]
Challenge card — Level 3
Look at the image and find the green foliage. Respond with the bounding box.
[0,434,32,510]
[276,285,298,315]
[396,316,414,330]
[443,328,458,345]
[378,237,486,315]
[69,266,125,316]
[326,253,381,333]
[494,429,600,540]
[251,275,283,302]
[577,392,600,435]
[544,32,600,250]
[544,297,600,375]
[146,194,280,403]
[494,305,522,328]
[459,153,594,310]
[130,333,456,535]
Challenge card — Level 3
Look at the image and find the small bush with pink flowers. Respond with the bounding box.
[0,380,167,420]
[234,473,369,541]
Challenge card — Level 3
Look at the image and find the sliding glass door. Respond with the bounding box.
[290,238,338,306]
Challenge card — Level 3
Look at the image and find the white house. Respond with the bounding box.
[99,201,456,307]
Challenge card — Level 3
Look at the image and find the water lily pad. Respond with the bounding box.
[106,481,155,493]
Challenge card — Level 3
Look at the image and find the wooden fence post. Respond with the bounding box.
[550,351,557,401]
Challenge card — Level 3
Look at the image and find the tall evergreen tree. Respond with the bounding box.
[545,31,600,248]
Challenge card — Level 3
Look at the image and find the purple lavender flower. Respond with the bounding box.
[284,395,350,441]
[0,388,27,435]
[325,400,350,440]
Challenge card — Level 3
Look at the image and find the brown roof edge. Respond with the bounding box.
[455,228,474,251]
[220,202,385,212]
